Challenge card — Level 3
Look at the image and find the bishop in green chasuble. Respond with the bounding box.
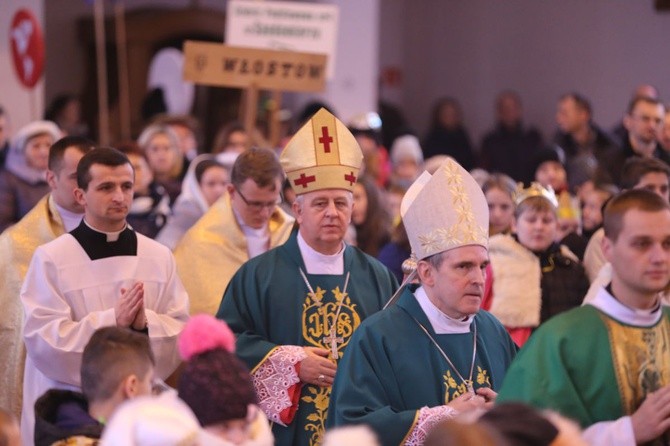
[329,158,522,445]
[218,232,397,446]
[218,107,397,446]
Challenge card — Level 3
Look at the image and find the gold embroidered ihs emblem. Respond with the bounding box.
[302,286,361,358]
[301,287,361,446]
[443,366,491,403]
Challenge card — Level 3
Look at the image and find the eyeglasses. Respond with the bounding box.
[235,187,281,212]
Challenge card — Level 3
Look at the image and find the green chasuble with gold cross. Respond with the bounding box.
[327,285,518,446]
[217,230,398,446]
[498,304,670,433]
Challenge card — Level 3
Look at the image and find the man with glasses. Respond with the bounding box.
[217,108,398,446]
[621,96,669,165]
[175,147,294,315]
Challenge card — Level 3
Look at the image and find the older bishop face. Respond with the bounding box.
[293,189,353,255]
[418,245,489,320]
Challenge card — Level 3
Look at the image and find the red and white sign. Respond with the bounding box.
[10,8,45,89]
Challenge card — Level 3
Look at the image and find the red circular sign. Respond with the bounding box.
[10,9,45,89]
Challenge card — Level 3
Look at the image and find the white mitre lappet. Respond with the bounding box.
[401,157,489,260]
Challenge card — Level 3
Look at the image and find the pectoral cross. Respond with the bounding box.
[323,327,343,360]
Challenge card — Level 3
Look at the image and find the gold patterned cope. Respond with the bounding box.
[174,192,294,315]
[280,108,363,195]
[301,287,361,446]
[443,366,491,404]
[601,314,670,414]
[0,195,66,418]
[402,158,489,260]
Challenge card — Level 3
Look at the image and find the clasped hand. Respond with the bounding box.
[115,282,146,330]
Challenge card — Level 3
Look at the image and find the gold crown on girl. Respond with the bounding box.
[513,182,558,208]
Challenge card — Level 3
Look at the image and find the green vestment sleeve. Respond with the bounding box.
[217,256,280,368]
[497,305,624,427]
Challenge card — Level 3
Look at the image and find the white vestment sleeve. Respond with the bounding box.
[582,416,635,446]
[252,345,307,426]
[404,406,457,446]
[145,253,190,378]
[21,248,117,386]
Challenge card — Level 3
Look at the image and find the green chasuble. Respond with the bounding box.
[498,305,670,430]
[327,285,518,446]
[217,231,398,446]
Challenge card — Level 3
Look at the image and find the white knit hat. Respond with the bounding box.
[390,135,423,165]
[6,120,62,183]
[10,120,61,154]
[100,394,228,446]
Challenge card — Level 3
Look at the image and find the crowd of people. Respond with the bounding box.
[0,83,669,446]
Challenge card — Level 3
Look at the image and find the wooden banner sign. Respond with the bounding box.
[183,40,327,92]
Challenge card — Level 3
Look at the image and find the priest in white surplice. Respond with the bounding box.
[20,147,189,446]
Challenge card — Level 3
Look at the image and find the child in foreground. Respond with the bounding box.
[178,314,274,446]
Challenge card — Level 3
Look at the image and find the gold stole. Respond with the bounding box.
[602,314,670,414]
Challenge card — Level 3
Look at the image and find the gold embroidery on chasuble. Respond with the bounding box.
[602,315,670,414]
[442,366,491,404]
[301,287,361,446]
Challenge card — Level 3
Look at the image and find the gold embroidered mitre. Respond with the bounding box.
[280,108,363,194]
[401,158,489,260]
[513,182,558,208]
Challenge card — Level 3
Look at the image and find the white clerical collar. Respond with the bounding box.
[83,219,127,242]
[297,231,344,275]
[587,286,662,327]
[414,286,473,334]
[54,202,84,232]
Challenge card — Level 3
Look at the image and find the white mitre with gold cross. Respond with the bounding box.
[401,158,489,260]
[280,108,363,195]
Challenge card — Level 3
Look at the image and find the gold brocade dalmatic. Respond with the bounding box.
[174,192,295,315]
[603,315,670,415]
[0,195,67,418]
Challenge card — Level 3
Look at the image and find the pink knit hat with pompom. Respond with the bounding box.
[177,314,257,427]
[178,314,236,360]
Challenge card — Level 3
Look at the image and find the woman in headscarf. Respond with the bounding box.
[156,154,229,250]
[0,121,61,232]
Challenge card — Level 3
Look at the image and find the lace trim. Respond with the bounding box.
[252,345,307,426]
[404,406,457,446]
